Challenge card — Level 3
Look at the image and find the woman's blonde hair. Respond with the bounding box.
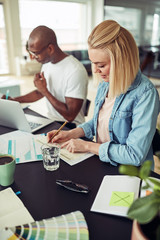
[88,20,139,98]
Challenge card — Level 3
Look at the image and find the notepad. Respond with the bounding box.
[91,175,141,217]
[0,188,34,230]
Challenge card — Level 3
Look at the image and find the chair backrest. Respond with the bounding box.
[152,129,160,155]
[84,99,91,116]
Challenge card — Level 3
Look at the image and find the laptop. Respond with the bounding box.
[0,99,54,133]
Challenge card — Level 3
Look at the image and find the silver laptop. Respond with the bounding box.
[0,99,54,133]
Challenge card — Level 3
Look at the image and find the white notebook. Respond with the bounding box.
[91,175,141,217]
[0,188,34,230]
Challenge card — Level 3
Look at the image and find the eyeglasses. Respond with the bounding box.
[26,41,50,58]
[56,179,89,193]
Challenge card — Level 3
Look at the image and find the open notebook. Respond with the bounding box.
[0,99,53,133]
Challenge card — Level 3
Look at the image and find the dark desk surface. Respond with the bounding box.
[0,109,159,240]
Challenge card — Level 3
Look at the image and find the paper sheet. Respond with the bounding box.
[21,103,30,109]
[0,131,94,165]
[91,175,141,217]
[0,130,43,164]
[0,188,34,230]
[28,98,55,120]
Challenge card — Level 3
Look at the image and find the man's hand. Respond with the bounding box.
[34,72,48,95]
[1,95,14,100]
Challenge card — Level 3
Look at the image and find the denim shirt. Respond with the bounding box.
[79,71,160,168]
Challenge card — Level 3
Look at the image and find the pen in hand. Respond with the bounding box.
[48,121,68,143]
[6,89,9,100]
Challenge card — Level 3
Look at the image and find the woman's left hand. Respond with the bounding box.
[61,139,87,153]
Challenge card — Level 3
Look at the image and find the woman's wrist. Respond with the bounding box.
[68,127,85,139]
[85,141,100,155]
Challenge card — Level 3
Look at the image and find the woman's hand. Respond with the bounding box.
[61,139,87,153]
[62,139,101,155]
[47,127,85,144]
[47,130,72,143]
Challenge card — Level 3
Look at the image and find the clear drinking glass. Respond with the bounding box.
[41,144,60,171]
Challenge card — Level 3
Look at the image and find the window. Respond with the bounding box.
[0,3,9,74]
[104,6,141,45]
[104,4,160,47]
[19,0,87,56]
[145,12,160,45]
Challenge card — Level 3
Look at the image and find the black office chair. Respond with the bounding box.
[84,99,91,117]
[152,129,160,155]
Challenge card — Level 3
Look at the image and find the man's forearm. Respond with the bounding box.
[14,90,43,103]
[43,90,82,122]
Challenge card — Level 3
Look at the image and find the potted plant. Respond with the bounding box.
[119,158,160,240]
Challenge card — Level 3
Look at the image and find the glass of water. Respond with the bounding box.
[41,144,60,171]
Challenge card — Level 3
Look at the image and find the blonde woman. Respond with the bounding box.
[47,20,159,168]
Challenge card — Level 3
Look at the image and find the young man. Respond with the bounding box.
[3,26,88,128]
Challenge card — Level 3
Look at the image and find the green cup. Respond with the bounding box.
[0,154,16,187]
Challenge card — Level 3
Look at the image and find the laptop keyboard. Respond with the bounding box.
[29,121,42,130]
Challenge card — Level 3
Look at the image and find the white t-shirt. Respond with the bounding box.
[41,55,88,125]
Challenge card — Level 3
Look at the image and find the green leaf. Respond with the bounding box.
[148,177,160,189]
[141,181,150,190]
[139,160,152,179]
[127,192,160,224]
[119,165,139,177]
[144,177,160,196]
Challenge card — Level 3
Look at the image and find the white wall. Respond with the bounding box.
[3,0,22,74]
[87,0,104,32]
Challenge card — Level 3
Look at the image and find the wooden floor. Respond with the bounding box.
[3,74,160,175]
